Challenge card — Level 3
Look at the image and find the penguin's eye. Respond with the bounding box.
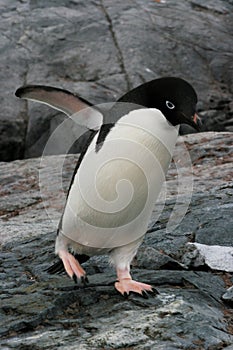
[166,101,175,109]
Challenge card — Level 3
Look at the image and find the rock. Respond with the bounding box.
[183,243,233,272]
[0,120,26,161]
[200,109,233,133]
[0,132,233,348]
[222,286,233,306]
[1,0,233,160]
[135,246,185,271]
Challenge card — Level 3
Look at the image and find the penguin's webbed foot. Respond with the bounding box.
[58,250,88,285]
[115,279,157,297]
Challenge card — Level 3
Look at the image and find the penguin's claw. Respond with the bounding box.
[81,275,89,286]
[72,273,89,285]
[58,250,87,284]
[148,287,159,296]
[141,290,149,299]
[115,279,155,297]
[73,274,78,284]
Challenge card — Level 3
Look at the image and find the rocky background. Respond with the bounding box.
[0,132,233,349]
[0,0,233,161]
[0,0,233,349]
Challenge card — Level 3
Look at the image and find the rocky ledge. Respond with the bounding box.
[1,0,233,161]
[0,131,232,349]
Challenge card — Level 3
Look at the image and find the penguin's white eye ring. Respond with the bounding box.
[166,101,175,109]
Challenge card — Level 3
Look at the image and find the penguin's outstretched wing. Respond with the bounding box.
[15,85,103,131]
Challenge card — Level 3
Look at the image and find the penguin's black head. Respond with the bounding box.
[119,77,201,131]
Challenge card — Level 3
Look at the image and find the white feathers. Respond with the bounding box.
[61,108,179,250]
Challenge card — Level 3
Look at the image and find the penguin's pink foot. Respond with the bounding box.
[115,279,155,297]
[115,268,158,297]
[58,250,88,284]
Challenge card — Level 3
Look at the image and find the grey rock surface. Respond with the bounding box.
[0,131,233,348]
[222,286,233,306]
[0,0,233,160]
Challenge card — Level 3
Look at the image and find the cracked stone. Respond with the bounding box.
[0,0,233,160]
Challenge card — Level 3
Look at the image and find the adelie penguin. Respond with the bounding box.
[15,77,201,297]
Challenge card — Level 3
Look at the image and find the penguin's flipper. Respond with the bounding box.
[15,85,103,131]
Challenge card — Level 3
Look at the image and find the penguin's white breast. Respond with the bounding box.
[62,108,179,248]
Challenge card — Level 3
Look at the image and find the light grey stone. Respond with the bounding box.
[0,0,233,160]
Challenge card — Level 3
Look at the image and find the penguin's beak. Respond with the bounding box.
[192,113,202,131]
[181,112,202,132]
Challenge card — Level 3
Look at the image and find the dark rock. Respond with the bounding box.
[200,109,233,133]
[135,246,185,271]
[0,120,26,161]
[222,286,233,306]
[0,132,233,348]
[0,0,233,160]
